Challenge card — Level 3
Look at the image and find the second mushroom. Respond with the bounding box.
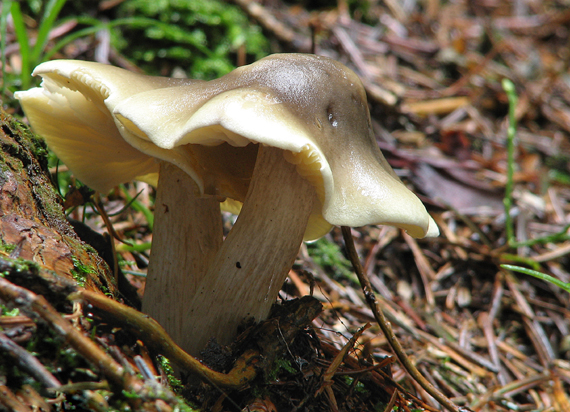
[16,54,438,358]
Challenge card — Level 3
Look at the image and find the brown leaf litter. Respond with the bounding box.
[1,0,569,411]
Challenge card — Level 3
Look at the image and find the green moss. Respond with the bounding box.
[70,256,96,288]
[341,375,369,394]
[0,242,17,253]
[28,135,49,165]
[157,355,184,394]
[307,237,357,283]
[267,358,297,381]
[0,305,19,316]
[2,115,47,167]
[0,256,41,277]
[113,0,269,79]
[121,389,142,399]
[1,116,63,222]
[70,271,86,287]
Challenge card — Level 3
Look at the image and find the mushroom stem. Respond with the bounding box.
[143,161,223,346]
[181,145,318,355]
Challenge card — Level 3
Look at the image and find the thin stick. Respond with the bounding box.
[230,0,311,52]
[78,289,257,390]
[0,385,32,412]
[0,332,61,389]
[0,278,157,411]
[341,226,460,412]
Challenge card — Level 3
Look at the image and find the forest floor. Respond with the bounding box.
[1,0,569,411]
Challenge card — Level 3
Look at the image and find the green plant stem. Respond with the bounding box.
[501,264,570,293]
[43,23,103,60]
[549,169,570,185]
[1,1,13,99]
[502,78,517,247]
[9,0,67,91]
[500,80,566,250]
[31,0,68,65]
[10,10,185,92]
[10,2,30,90]
[499,254,541,271]
[508,224,570,248]
[120,185,154,231]
[116,242,152,253]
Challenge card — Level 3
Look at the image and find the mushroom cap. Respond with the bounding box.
[14,60,196,192]
[16,54,438,240]
[114,54,438,239]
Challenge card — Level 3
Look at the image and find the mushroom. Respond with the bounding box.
[14,60,224,346]
[16,54,438,357]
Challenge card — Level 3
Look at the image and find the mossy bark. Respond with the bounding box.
[0,108,117,301]
[0,110,188,411]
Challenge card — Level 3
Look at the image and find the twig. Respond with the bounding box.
[470,374,548,410]
[318,323,370,411]
[0,277,175,411]
[552,370,570,411]
[319,340,439,412]
[76,289,258,390]
[383,389,399,412]
[479,275,507,385]
[0,331,61,389]
[230,0,311,52]
[503,271,555,366]
[341,226,462,412]
[402,233,436,308]
[0,278,130,388]
[0,385,32,412]
[531,241,570,262]
[91,193,119,281]
[318,323,370,394]
[333,25,398,106]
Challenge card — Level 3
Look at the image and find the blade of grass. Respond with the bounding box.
[120,185,154,232]
[501,79,570,252]
[502,78,517,247]
[116,242,152,253]
[500,264,570,293]
[30,0,68,65]
[510,223,570,248]
[1,1,13,99]
[9,2,31,90]
[499,253,541,271]
[549,169,570,185]
[107,188,147,217]
[43,23,103,60]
